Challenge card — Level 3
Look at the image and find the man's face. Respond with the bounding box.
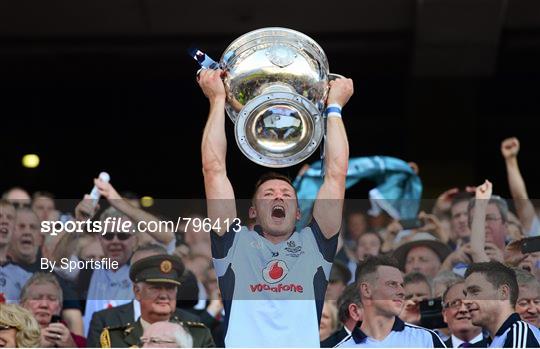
[99,231,136,266]
[451,201,471,239]
[347,213,367,241]
[31,196,55,222]
[320,302,335,341]
[0,204,15,248]
[365,266,405,317]
[22,282,61,327]
[405,246,441,278]
[464,272,504,328]
[355,233,381,261]
[484,204,507,250]
[401,281,431,325]
[516,283,540,327]
[141,323,181,348]
[469,204,507,250]
[443,283,482,338]
[250,179,299,237]
[0,327,17,348]
[135,282,177,323]
[11,210,41,262]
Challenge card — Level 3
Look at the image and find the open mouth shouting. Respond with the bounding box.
[271,203,286,222]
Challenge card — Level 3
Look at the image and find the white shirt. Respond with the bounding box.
[451,332,484,348]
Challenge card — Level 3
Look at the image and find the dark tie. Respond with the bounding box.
[459,342,471,348]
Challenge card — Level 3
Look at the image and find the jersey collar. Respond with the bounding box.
[352,317,405,344]
[495,313,522,337]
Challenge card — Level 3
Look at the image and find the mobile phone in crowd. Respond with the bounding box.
[50,315,62,323]
[521,236,540,254]
[419,298,447,329]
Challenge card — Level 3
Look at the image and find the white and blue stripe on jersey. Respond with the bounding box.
[211,219,338,348]
[489,313,540,348]
[336,317,446,348]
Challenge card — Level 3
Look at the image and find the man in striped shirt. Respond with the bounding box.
[337,256,446,348]
[464,261,540,348]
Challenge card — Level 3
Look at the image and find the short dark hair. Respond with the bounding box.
[450,192,473,212]
[465,261,518,307]
[355,255,400,285]
[404,272,430,287]
[337,283,362,323]
[252,172,296,202]
[32,191,55,201]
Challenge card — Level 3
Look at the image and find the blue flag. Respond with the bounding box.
[293,156,423,229]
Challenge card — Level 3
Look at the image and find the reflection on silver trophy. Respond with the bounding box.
[220,27,344,168]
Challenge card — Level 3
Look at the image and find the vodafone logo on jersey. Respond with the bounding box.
[262,260,288,284]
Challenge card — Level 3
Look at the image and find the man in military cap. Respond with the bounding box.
[100,254,214,348]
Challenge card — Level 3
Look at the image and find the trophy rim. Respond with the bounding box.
[220,27,329,71]
[234,91,324,168]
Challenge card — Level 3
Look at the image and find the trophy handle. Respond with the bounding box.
[329,73,345,81]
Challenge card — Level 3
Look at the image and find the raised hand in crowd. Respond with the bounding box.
[417,211,450,243]
[74,194,99,221]
[432,186,476,218]
[469,180,492,263]
[501,137,538,235]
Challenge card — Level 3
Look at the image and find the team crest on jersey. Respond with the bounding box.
[285,240,303,257]
[262,260,288,283]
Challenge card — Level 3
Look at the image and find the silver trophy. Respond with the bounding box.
[219,27,342,168]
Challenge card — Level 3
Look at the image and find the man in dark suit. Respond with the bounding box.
[321,283,362,347]
[95,254,214,348]
[442,279,490,347]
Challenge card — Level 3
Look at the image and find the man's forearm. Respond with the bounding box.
[470,201,489,262]
[324,117,349,180]
[202,99,227,175]
[113,199,174,244]
[505,158,528,199]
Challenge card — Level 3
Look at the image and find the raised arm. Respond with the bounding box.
[312,78,353,238]
[94,179,175,244]
[198,69,236,235]
[470,180,491,263]
[501,137,536,233]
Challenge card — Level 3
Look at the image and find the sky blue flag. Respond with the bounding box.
[293,156,423,229]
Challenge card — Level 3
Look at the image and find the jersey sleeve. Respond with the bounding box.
[309,219,338,263]
[210,226,242,277]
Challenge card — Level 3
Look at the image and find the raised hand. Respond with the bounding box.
[327,78,354,107]
[501,137,520,160]
[475,180,492,200]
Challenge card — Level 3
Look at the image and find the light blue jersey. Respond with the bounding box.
[489,313,540,348]
[211,220,337,347]
[0,262,32,303]
[336,317,446,348]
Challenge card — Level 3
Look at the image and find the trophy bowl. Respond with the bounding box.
[220,27,337,168]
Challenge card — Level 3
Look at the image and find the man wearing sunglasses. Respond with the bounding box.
[442,279,489,347]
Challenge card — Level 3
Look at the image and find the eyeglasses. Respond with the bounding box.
[11,202,31,209]
[0,324,17,330]
[485,215,503,223]
[102,233,132,241]
[140,337,177,345]
[444,299,465,309]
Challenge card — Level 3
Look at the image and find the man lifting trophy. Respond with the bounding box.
[195,27,353,347]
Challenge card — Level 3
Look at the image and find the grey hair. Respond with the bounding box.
[433,271,463,297]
